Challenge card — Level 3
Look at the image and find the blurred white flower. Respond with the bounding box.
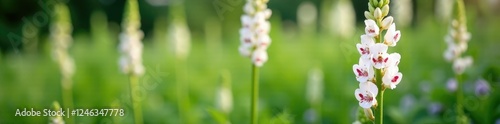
[330,0,356,38]
[119,30,145,76]
[452,56,473,74]
[393,0,413,27]
[239,0,272,67]
[364,19,379,37]
[51,3,75,80]
[384,23,401,47]
[216,87,233,114]
[244,2,255,14]
[355,82,378,109]
[119,0,145,76]
[169,18,191,60]
[444,19,472,75]
[251,49,268,67]
[297,1,317,31]
[435,0,453,22]
[306,68,324,105]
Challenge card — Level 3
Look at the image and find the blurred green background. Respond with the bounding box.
[1,0,500,123]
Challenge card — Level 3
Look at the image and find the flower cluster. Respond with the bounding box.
[119,0,144,76]
[443,19,472,74]
[239,0,272,67]
[353,0,403,119]
[51,3,75,81]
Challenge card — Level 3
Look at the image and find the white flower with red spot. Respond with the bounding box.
[382,66,403,89]
[252,49,268,67]
[355,82,378,108]
[239,1,272,67]
[369,43,389,69]
[353,58,374,83]
[453,56,473,74]
[385,53,401,67]
[384,23,401,46]
[356,35,375,58]
[364,19,379,37]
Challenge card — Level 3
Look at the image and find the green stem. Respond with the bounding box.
[375,68,384,124]
[456,74,466,124]
[374,22,385,123]
[129,75,143,124]
[250,64,259,124]
[62,77,74,124]
[176,59,193,124]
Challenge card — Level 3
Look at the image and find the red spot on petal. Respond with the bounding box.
[369,29,375,33]
[384,57,389,63]
[394,33,399,41]
[360,48,370,55]
[391,76,399,83]
[360,93,373,103]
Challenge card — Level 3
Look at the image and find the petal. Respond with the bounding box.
[360,82,378,97]
[373,8,382,19]
[386,53,401,67]
[355,89,363,101]
[238,45,252,57]
[381,16,393,29]
[360,99,373,109]
[252,49,268,67]
[257,34,271,49]
[356,43,364,55]
[361,34,375,46]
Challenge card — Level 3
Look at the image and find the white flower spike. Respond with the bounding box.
[239,0,272,67]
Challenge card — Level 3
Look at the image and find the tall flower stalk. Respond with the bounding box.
[353,0,403,123]
[239,0,272,123]
[50,3,75,124]
[443,0,472,123]
[168,4,193,123]
[118,0,145,123]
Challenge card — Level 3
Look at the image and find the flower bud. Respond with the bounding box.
[382,5,389,17]
[381,16,393,29]
[372,0,378,7]
[374,8,382,19]
[364,11,374,20]
[364,108,375,121]
[368,3,374,12]
[378,0,384,7]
